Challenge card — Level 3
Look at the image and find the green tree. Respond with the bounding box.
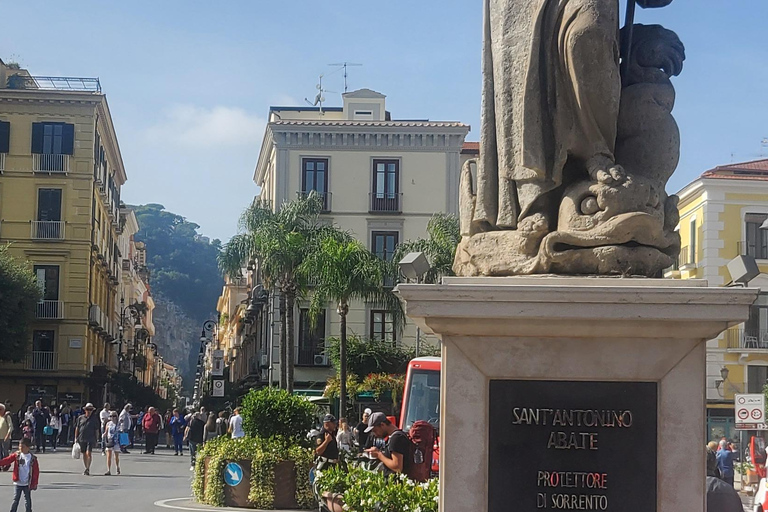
[326,334,439,377]
[393,213,460,283]
[218,193,327,393]
[299,235,404,417]
[0,245,42,362]
[240,387,315,444]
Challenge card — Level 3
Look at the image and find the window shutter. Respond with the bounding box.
[31,123,43,154]
[0,121,9,153]
[62,124,75,155]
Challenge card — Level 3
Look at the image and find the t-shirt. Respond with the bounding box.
[317,428,339,459]
[386,430,412,475]
[355,422,369,448]
[16,453,32,486]
[100,409,110,427]
[76,413,100,442]
[188,417,205,444]
[229,415,244,439]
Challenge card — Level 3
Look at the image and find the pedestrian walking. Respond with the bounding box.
[0,404,14,465]
[164,409,173,448]
[142,407,161,454]
[355,408,372,449]
[136,408,145,441]
[31,402,48,454]
[48,407,61,452]
[336,417,353,454]
[118,404,133,454]
[20,421,33,444]
[169,409,186,456]
[102,411,121,476]
[707,441,720,478]
[99,403,111,455]
[204,411,218,442]
[184,411,205,470]
[716,440,737,486]
[215,411,228,438]
[59,403,70,447]
[228,408,244,439]
[0,438,39,512]
[22,406,32,425]
[74,403,100,476]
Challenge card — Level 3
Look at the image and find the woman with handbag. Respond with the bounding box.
[47,407,61,452]
[102,411,121,476]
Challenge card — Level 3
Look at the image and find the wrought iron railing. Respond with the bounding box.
[725,328,768,350]
[36,300,64,320]
[31,221,65,240]
[33,154,70,173]
[25,351,58,371]
[738,241,768,260]
[370,192,402,213]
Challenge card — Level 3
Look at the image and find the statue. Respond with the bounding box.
[455,0,685,276]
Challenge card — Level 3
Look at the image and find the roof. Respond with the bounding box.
[462,141,480,154]
[700,158,768,181]
[271,120,467,128]
[342,88,386,99]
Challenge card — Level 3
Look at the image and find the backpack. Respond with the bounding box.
[390,421,436,482]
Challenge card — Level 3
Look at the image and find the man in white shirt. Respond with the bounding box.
[228,408,244,439]
[99,403,111,454]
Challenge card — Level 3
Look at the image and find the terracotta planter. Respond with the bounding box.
[322,492,345,512]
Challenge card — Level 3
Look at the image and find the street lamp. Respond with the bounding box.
[398,252,431,356]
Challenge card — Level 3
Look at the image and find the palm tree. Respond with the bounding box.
[218,193,326,392]
[299,234,404,417]
[393,213,460,284]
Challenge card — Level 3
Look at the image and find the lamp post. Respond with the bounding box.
[398,252,431,356]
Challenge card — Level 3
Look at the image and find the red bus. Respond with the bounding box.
[399,356,441,474]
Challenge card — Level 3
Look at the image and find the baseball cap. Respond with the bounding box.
[322,414,337,424]
[365,412,387,432]
[364,408,372,416]
[84,403,95,410]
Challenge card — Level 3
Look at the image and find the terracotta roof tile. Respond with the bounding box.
[462,141,480,154]
[701,158,768,181]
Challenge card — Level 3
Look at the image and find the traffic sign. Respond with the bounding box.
[224,462,243,486]
[735,393,765,430]
[212,379,225,397]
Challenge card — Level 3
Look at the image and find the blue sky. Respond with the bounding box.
[2,1,766,241]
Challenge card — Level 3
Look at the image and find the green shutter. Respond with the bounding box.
[62,123,75,155]
[0,121,9,153]
[31,122,43,153]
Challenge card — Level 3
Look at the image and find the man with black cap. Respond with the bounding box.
[364,412,409,476]
[315,414,339,470]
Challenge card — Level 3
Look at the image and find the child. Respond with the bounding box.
[0,437,39,512]
[21,420,33,442]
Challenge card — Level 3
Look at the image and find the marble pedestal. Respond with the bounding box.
[396,277,757,512]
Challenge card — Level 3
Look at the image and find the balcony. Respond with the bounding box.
[679,245,695,270]
[297,191,331,212]
[33,154,70,173]
[7,75,101,93]
[25,351,58,371]
[36,300,64,320]
[738,241,768,260]
[0,152,5,173]
[297,346,329,367]
[725,328,768,351]
[31,221,65,240]
[370,192,402,213]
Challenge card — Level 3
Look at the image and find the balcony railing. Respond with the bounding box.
[297,345,329,366]
[297,191,331,212]
[36,300,64,320]
[33,154,70,173]
[31,221,65,240]
[679,245,695,267]
[25,351,58,371]
[725,328,768,350]
[7,75,101,92]
[370,192,402,213]
[0,153,5,172]
[738,241,768,260]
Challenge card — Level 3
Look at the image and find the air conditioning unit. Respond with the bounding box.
[314,354,329,366]
[261,354,269,367]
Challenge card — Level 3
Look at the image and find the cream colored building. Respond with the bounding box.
[672,158,768,440]
[245,88,470,387]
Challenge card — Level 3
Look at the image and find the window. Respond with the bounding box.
[745,214,768,260]
[298,308,326,365]
[0,120,9,153]
[36,188,62,238]
[354,110,373,120]
[370,310,396,344]
[748,366,768,394]
[30,330,56,370]
[31,122,74,172]
[34,265,60,319]
[371,159,400,212]
[371,231,399,262]
[301,158,329,210]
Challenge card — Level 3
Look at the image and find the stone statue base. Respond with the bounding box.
[396,277,756,512]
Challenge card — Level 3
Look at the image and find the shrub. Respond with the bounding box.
[240,387,315,444]
[327,334,440,377]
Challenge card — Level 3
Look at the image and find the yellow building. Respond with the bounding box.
[673,158,768,440]
[0,59,137,409]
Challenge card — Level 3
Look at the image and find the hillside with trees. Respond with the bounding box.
[130,204,223,389]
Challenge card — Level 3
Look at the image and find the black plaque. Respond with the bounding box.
[489,380,657,512]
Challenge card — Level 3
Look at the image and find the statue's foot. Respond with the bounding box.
[587,155,625,185]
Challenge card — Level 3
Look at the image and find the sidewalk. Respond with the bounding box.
[155,498,305,512]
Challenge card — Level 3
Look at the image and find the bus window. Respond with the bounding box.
[403,369,440,432]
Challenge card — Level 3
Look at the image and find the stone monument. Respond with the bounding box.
[396,2,758,512]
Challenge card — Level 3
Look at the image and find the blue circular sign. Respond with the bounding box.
[224,462,244,487]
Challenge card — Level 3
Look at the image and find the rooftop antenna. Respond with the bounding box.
[304,74,336,114]
[328,62,362,93]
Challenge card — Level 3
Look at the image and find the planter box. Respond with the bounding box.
[224,460,252,508]
[273,460,298,509]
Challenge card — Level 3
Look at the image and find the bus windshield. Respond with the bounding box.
[402,369,440,433]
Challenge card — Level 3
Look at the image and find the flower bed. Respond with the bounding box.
[316,465,439,512]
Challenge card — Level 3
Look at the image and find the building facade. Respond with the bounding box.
[221,89,470,390]
[672,158,768,441]
[0,59,159,409]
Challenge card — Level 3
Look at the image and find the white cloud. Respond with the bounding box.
[143,104,265,148]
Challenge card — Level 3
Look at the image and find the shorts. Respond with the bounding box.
[78,440,96,453]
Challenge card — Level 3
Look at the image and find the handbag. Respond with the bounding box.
[43,426,53,436]
[72,443,81,460]
[119,432,130,446]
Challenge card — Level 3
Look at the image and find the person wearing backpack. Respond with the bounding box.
[364,412,412,477]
